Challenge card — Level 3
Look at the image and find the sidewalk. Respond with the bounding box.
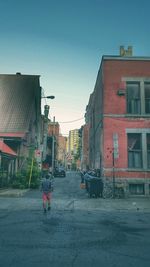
[74,197,150,212]
[0,188,149,212]
[0,188,30,197]
[52,196,150,212]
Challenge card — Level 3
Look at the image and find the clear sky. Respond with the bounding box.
[0,0,150,135]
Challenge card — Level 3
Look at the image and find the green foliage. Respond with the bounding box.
[10,158,41,189]
[27,158,41,189]
[71,162,77,170]
[0,172,9,188]
[10,171,28,189]
[74,141,81,161]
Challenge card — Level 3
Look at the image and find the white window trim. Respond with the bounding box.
[126,129,150,169]
[122,77,150,114]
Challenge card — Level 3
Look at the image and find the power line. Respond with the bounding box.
[59,117,84,123]
[41,89,84,124]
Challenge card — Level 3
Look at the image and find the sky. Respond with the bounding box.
[0,0,150,136]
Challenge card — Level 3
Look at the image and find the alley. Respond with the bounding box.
[0,171,150,267]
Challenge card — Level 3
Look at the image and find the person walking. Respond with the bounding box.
[41,173,52,213]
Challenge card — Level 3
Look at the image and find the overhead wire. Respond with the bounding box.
[59,117,84,123]
[41,87,85,125]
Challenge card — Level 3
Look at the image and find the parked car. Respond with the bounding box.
[54,167,66,177]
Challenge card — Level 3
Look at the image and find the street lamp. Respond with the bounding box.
[41,96,55,119]
[42,95,55,165]
[41,96,55,99]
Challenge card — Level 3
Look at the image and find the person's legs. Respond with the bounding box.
[42,193,47,213]
[47,192,51,210]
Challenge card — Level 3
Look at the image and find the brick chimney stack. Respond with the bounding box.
[120,46,133,56]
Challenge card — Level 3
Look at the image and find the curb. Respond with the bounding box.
[0,189,30,197]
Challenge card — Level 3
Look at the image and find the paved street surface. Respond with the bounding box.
[0,171,150,267]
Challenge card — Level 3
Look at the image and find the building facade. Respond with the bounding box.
[68,129,79,155]
[85,47,150,196]
[80,124,89,171]
[65,129,80,170]
[58,134,67,167]
[43,118,60,171]
[0,73,41,176]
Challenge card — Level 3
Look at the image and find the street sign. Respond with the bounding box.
[113,133,119,159]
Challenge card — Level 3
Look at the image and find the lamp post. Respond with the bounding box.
[41,95,55,166]
[42,96,55,99]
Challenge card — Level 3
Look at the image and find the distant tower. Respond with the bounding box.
[68,129,79,154]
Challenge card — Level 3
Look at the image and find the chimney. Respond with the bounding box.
[120,46,125,56]
[127,46,133,56]
[119,45,133,57]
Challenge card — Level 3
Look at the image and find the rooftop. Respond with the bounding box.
[0,74,40,134]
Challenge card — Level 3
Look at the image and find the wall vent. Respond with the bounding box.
[117,89,126,96]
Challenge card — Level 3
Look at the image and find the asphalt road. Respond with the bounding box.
[0,171,150,267]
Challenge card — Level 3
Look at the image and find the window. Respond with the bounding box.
[129,184,145,195]
[145,83,150,114]
[128,133,142,168]
[127,131,150,169]
[147,134,150,168]
[126,80,150,114]
[127,82,141,114]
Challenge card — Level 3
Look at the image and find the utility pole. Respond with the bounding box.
[41,95,55,168]
[52,117,56,175]
[113,133,119,198]
[52,135,55,175]
[112,148,115,198]
[43,105,49,162]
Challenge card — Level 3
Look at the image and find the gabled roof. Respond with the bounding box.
[0,73,41,134]
[0,140,17,156]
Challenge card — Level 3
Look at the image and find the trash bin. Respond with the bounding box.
[87,177,103,198]
[80,171,85,183]
[84,173,92,192]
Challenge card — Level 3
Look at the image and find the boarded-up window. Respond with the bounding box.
[129,184,145,195]
[127,82,141,114]
[128,133,142,168]
[145,83,150,114]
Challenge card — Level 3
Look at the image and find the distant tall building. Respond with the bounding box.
[58,134,67,165]
[68,129,79,155]
[43,118,60,169]
[66,137,69,153]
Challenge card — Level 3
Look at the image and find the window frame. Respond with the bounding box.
[129,183,145,195]
[144,82,150,114]
[122,77,150,115]
[126,82,141,114]
[147,133,150,168]
[128,133,142,168]
[126,128,150,170]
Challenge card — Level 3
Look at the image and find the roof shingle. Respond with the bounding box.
[0,74,41,134]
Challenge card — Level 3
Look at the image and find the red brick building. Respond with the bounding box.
[58,134,67,166]
[43,119,60,170]
[81,124,89,171]
[86,47,150,196]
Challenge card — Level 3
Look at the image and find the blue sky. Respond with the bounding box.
[0,0,150,135]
